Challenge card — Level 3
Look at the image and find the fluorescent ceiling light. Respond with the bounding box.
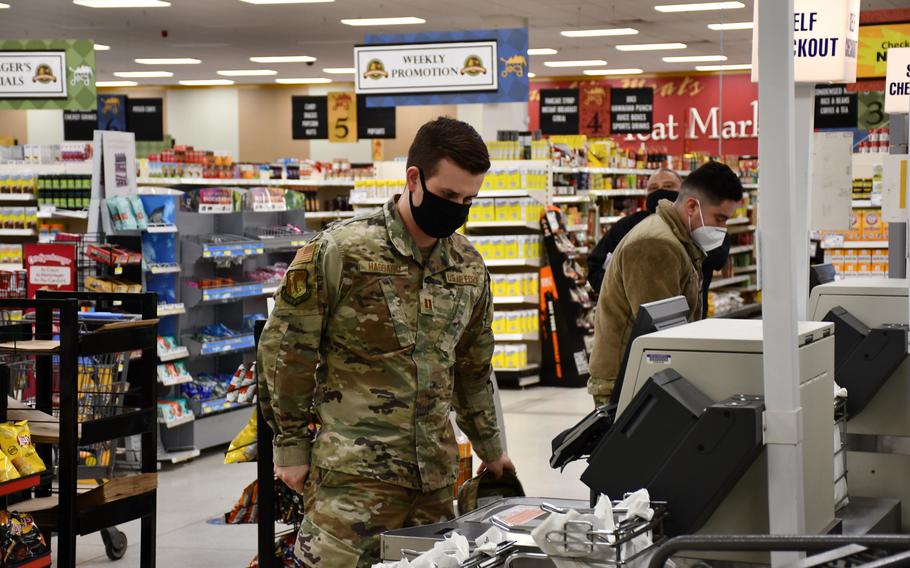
[528,72,537,78]
[655,2,744,12]
[94,43,111,51]
[0,4,10,8]
[179,79,235,86]
[323,67,356,74]
[560,28,638,38]
[340,17,425,26]
[616,43,687,51]
[544,59,607,68]
[96,80,138,87]
[695,63,752,71]
[707,21,753,30]
[74,0,171,7]
[527,48,558,56]
[275,77,332,84]
[113,71,173,78]
[240,0,333,3]
[663,55,727,62]
[217,69,277,76]
[135,58,200,65]
[584,68,644,76]
[250,55,316,63]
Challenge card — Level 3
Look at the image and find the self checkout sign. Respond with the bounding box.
[884,47,910,114]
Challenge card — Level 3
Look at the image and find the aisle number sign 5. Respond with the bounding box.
[328,92,358,143]
[751,0,861,83]
[884,47,910,114]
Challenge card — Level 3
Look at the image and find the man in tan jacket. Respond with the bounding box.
[588,161,744,406]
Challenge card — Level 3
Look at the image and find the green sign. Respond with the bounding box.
[857,91,889,131]
[0,40,96,111]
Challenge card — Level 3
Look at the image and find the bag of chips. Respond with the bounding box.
[0,422,46,476]
[0,511,48,565]
[224,410,257,464]
[0,452,19,483]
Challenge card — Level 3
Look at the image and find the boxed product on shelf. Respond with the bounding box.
[492,344,530,370]
[468,199,495,223]
[157,361,193,386]
[872,249,888,275]
[157,398,193,423]
[469,235,543,261]
[0,208,37,230]
[0,245,22,266]
[181,187,238,213]
[491,273,539,299]
[37,174,91,210]
[351,179,405,202]
[86,243,141,266]
[0,173,37,196]
[244,187,287,211]
[84,276,142,294]
[491,310,539,335]
[246,263,288,285]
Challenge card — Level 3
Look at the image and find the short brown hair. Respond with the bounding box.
[406,117,490,178]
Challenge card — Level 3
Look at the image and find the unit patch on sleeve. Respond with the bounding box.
[358,260,409,276]
[281,268,311,305]
[445,272,479,286]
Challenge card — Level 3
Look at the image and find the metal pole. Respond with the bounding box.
[794,84,813,318]
[757,1,807,565]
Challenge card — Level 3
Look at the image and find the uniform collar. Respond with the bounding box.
[656,199,704,263]
[384,196,458,274]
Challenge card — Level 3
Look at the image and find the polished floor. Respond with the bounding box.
[62,386,594,567]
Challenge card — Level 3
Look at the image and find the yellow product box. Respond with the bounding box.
[842,249,858,274]
[872,250,887,275]
[492,346,505,370]
[829,249,845,274]
[510,199,524,222]
[509,170,520,190]
[849,211,863,242]
[857,249,872,274]
[517,345,528,369]
[491,315,505,336]
[507,275,522,297]
[529,275,539,298]
[507,237,523,259]
[481,199,496,222]
[85,276,115,293]
[863,210,882,241]
[505,312,520,334]
[494,171,506,190]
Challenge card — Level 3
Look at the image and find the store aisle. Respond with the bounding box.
[63,386,591,567]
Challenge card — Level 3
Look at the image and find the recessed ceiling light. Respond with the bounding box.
[179,79,235,86]
[695,63,752,71]
[616,43,687,51]
[240,0,333,3]
[113,71,174,78]
[707,22,753,30]
[560,28,639,38]
[250,55,316,63]
[663,55,728,62]
[323,68,356,74]
[275,77,333,84]
[94,43,111,51]
[340,17,425,26]
[96,80,138,87]
[528,72,537,78]
[583,68,644,76]
[74,0,171,7]
[135,58,200,65]
[544,59,607,68]
[655,1,744,12]
[0,4,10,8]
[527,48,558,56]
[217,69,277,76]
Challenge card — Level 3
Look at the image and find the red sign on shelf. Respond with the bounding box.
[24,243,77,298]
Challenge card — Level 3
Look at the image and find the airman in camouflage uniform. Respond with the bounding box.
[258,196,505,567]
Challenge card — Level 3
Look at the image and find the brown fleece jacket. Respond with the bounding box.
[588,200,705,400]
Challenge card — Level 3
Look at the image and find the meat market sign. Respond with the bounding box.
[354,40,498,95]
[0,51,68,98]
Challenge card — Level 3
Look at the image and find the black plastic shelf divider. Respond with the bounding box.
[78,324,157,356]
[79,408,156,446]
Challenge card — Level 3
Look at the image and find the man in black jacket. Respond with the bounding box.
[587,168,730,315]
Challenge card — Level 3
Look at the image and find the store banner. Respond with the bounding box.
[63,109,98,141]
[127,98,164,142]
[539,89,579,135]
[0,40,95,111]
[858,23,910,79]
[327,92,358,143]
[98,94,127,132]
[858,91,888,130]
[751,0,861,83]
[362,28,528,107]
[357,96,396,139]
[579,83,610,137]
[610,88,654,134]
[813,84,857,130]
[884,47,910,114]
[24,243,76,299]
[291,95,328,140]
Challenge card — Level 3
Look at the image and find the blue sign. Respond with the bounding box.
[363,27,529,107]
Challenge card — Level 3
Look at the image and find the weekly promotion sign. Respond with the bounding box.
[751,0,861,83]
[884,47,910,114]
[355,40,498,95]
[327,92,358,143]
[24,243,76,299]
[0,51,67,98]
[858,23,910,79]
[0,40,95,110]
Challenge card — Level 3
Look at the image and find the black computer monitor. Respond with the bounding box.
[809,263,837,292]
[610,295,690,405]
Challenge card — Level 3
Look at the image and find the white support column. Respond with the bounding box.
[794,84,814,318]
[757,1,807,565]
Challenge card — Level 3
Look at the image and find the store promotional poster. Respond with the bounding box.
[0,39,96,111]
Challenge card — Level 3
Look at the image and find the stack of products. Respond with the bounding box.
[0,173,37,197]
[819,209,888,249]
[490,273,539,300]
[708,291,746,318]
[851,177,875,199]
[480,168,548,191]
[468,198,544,224]
[0,511,49,566]
[86,243,141,266]
[485,139,549,161]
[144,146,238,179]
[37,174,92,210]
[180,373,232,413]
[469,235,543,262]
[226,363,258,404]
[157,361,193,386]
[224,412,258,464]
[246,263,288,286]
[735,156,759,184]
[107,195,148,231]
[0,245,21,267]
[192,323,250,342]
[180,187,237,213]
[491,310,539,336]
[857,128,890,154]
[157,335,188,359]
[0,208,37,231]
[245,187,287,211]
[0,421,46,480]
[825,249,888,277]
[492,344,531,370]
[85,275,142,294]
[0,142,91,163]
[351,179,406,202]
[157,398,193,423]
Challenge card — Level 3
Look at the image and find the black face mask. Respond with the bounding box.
[409,168,472,239]
[646,189,679,213]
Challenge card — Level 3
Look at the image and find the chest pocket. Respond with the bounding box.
[379,278,416,348]
[427,284,471,355]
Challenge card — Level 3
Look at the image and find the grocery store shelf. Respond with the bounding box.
[552,166,666,176]
[600,216,623,225]
[0,263,22,271]
[159,346,190,363]
[261,284,279,295]
[157,447,200,464]
[566,224,588,232]
[726,217,751,226]
[730,245,755,255]
[742,183,758,189]
[483,258,543,268]
[157,303,186,317]
[589,189,647,198]
[713,303,762,319]
[493,295,538,306]
[551,195,590,204]
[137,177,357,187]
[852,199,881,208]
[733,264,758,275]
[146,224,178,234]
[147,263,181,275]
[728,224,756,235]
[479,189,543,198]
[159,413,195,429]
[350,197,391,206]
[0,193,35,202]
[185,334,255,357]
[0,228,35,236]
[494,332,540,342]
[37,208,89,220]
[159,373,193,387]
[709,275,752,290]
[822,241,888,249]
[494,364,540,374]
[306,210,356,219]
[466,221,539,230]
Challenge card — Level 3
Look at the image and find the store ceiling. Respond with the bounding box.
[0,0,904,86]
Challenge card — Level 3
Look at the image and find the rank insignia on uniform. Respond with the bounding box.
[295,242,320,265]
[445,272,479,286]
[281,268,311,305]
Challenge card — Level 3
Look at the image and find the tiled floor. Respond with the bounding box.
[62,386,592,567]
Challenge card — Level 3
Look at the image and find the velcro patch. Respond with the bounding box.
[294,242,320,265]
[280,268,311,306]
[445,272,479,286]
[359,260,409,276]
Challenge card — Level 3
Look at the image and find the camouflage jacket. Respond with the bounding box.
[258,197,503,491]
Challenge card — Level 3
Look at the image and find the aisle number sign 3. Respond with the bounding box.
[328,92,358,143]
[751,0,861,83]
[884,47,910,114]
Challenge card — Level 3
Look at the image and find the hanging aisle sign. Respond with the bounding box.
[610,88,654,134]
[813,84,857,130]
[355,40,498,95]
[539,89,579,135]
[291,96,328,140]
[751,0,861,83]
[884,47,910,114]
[0,51,67,98]
[327,92,358,143]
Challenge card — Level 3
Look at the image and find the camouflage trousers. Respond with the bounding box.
[296,467,455,568]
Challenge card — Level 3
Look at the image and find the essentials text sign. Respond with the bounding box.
[0,51,68,98]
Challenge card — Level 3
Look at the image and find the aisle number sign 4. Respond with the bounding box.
[884,47,910,114]
[751,0,861,83]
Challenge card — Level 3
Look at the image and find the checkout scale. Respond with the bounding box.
[382,294,903,565]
